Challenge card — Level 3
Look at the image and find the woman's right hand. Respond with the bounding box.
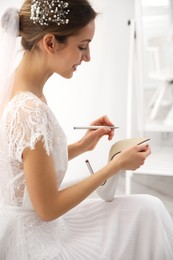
[111,143,151,172]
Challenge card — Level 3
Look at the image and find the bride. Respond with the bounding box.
[0,0,173,259]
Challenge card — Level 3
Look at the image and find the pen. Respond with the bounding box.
[74,126,119,130]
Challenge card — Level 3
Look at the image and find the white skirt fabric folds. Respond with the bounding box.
[0,194,173,260]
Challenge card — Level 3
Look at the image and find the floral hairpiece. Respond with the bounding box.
[30,0,70,26]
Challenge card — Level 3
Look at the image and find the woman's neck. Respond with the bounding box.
[11,50,53,99]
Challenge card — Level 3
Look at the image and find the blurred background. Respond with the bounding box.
[1,0,173,218]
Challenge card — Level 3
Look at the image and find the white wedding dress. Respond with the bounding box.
[0,92,173,260]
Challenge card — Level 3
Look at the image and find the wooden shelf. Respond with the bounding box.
[134,146,173,176]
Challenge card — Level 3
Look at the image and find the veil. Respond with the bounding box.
[0,7,25,205]
[0,7,21,119]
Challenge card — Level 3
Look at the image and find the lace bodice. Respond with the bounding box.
[0,92,68,207]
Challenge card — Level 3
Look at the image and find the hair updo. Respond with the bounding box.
[19,0,97,51]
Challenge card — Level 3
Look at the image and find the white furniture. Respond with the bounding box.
[145,35,173,123]
[125,0,173,194]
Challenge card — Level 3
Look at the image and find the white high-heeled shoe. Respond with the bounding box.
[96,137,150,202]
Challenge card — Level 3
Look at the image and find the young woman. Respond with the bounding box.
[0,0,173,259]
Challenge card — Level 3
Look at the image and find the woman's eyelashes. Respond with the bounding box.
[78,45,88,51]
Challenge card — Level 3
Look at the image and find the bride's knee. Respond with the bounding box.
[130,194,166,215]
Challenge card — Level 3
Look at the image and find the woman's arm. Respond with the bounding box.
[23,140,151,222]
[68,115,115,160]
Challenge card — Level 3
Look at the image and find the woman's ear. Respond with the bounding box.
[42,34,58,54]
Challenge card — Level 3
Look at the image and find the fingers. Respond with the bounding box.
[136,145,151,167]
[137,144,151,157]
[102,115,114,126]
[137,143,149,151]
[89,126,111,138]
[107,127,115,140]
[90,115,116,140]
[90,115,114,127]
[117,144,151,171]
[90,126,114,141]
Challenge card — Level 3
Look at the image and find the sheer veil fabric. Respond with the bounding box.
[0,7,23,207]
[0,7,21,119]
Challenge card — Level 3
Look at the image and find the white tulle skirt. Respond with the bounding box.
[0,194,173,260]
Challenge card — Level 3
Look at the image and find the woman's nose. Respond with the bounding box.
[83,49,91,62]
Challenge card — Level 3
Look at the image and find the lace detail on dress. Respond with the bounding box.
[0,92,68,207]
[7,92,53,161]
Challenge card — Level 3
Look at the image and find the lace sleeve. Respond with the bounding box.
[7,94,53,162]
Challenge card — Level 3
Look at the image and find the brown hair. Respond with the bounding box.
[19,0,97,51]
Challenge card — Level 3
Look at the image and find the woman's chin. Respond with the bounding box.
[57,71,74,79]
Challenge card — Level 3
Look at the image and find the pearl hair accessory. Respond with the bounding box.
[30,0,70,26]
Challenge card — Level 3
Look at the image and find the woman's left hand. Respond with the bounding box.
[79,115,116,152]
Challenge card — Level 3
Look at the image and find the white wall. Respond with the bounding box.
[0,0,23,13]
[1,0,135,182]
